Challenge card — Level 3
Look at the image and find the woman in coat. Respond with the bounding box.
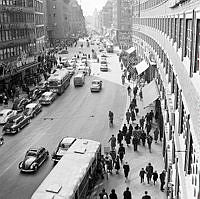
[114,155,120,174]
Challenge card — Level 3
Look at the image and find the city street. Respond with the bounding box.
[0,43,127,199]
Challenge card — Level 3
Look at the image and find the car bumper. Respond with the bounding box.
[3,129,17,134]
[40,101,51,105]
[91,88,100,92]
[100,68,108,71]
[20,168,35,173]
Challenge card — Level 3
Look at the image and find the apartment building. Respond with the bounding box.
[132,0,200,198]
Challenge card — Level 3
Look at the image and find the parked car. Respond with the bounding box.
[19,147,49,172]
[29,88,42,101]
[100,60,108,72]
[12,98,31,112]
[2,115,30,134]
[90,80,103,92]
[52,137,76,163]
[36,81,49,93]
[23,103,42,118]
[39,91,57,105]
[0,109,17,125]
[66,66,75,76]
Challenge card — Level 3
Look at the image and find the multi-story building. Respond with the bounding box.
[47,0,86,46]
[0,0,46,92]
[102,0,113,31]
[132,0,200,198]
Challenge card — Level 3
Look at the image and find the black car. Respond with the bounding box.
[12,98,31,112]
[2,115,30,134]
[19,147,49,172]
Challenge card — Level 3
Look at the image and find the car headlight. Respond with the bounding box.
[30,163,36,169]
[19,162,23,169]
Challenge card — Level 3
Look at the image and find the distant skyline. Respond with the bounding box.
[79,0,107,16]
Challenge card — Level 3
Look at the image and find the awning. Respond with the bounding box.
[142,79,160,108]
[126,47,136,54]
[135,60,149,75]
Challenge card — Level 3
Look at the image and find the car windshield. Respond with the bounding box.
[26,151,37,157]
[24,108,31,115]
[59,143,70,150]
[92,81,99,85]
[101,61,107,64]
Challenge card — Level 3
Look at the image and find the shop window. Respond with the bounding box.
[185,19,192,59]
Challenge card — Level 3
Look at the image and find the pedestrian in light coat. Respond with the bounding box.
[126,109,131,124]
[123,162,130,182]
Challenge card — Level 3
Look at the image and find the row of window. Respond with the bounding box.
[34,0,43,13]
[0,42,35,60]
[0,28,34,42]
[0,0,33,7]
[35,14,44,25]
[36,26,44,39]
[0,11,34,24]
[133,17,200,73]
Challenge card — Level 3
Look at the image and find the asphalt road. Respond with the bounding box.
[0,40,127,199]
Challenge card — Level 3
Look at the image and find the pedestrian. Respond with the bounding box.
[123,187,132,199]
[127,73,131,82]
[145,122,152,135]
[99,188,108,199]
[131,98,137,109]
[135,107,139,116]
[147,134,153,153]
[153,128,159,143]
[117,130,123,145]
[122,124,128,136]
[132,136,139,151]
[128,124,133,135]
[88,67,91,76]
[125,132,131,147]
[126,109,131,124]
[59,56,61,63]
[118,144,125,163]
[139,88,143,100]
[121,74,125,85]
[114,155,120,174]
[159,170,166,191]
[145,163,154,184]
[142,191,151,199]
[139,168,146,183]
[123,162,130,182]
[133,86,138,98]
[149,110,154,123]
[134,124,139,130]
[108,135,116,150]
[127,86,131,97]
[130,110,136,124]
[152,170,158,185]
[139,116,145,130]
[140,130,146,146]
[121,62,123,70]
[109,189,118,199]
[110,150,116,166]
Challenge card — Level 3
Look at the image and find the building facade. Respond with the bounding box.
[132,0,200,198]
[0,0,46,92]
[46,0,86,46]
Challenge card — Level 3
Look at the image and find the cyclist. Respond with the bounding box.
[108,111,114,127]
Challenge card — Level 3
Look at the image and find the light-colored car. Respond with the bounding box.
[90,80,103,92]
[0,109,17,125]
[52,137,76,163]
[77,64,87,75]
[100,60,108,72]
[66,66,75,76]
[59,57,69,65]
[23,103,42,118]
[39,91,57,105]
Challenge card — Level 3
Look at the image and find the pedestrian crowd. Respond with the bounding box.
[97,66,166,198]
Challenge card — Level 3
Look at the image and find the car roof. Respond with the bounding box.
[42,92,53,96]
[28,147,43,152]
[26,103,38,109]
[92,79,101,83]
[9,115,22,121]
[0,109,12,114]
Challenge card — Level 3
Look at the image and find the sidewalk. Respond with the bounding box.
[95,78,168,198]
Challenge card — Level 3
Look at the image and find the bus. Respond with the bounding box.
[48,68,71,95]
[31,138,101,199]
[106,43,114,53]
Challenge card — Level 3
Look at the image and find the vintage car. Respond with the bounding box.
[2,115,30,134]
[52,137,76,163]
[0,109,17,125]
[77,64,87,76]
[66,66,75,76]
[12,98,31,112]
[29,88,42,101]
[36,81,49,93]
[19,147,49,172]
[100,60,108,72]
[90,80,103,92]
[39,91,57,105]
[23,103,42,118]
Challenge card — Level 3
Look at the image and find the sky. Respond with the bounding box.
[79,0,107,16]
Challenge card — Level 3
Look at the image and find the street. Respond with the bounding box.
[0,43,127,199]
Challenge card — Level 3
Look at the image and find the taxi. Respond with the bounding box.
[90,79,103,92]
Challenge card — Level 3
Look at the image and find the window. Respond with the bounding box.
[185,19,192,59]
[194,19,200,72]
[179,18,183,48]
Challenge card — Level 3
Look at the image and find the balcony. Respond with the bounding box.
[0,5,34,13]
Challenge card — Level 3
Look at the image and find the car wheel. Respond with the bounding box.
[34,164,38,172]
[16,128,20,133]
